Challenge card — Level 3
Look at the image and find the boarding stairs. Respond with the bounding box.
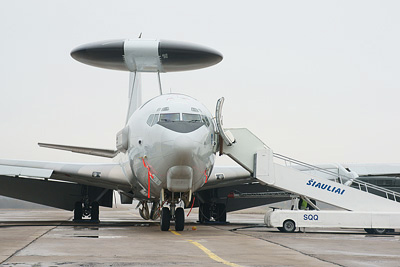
[218,128,400,212]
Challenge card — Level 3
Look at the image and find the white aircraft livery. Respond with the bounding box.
[0,38,252,232]
[2,38,400,232]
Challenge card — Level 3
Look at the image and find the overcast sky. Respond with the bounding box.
[0,1,399,165]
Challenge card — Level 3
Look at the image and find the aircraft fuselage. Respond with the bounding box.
[125,93,216,198]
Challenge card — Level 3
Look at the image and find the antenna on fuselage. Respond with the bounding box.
[157,71,163,95]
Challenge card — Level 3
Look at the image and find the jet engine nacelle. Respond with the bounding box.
[71,39,223,72]
[116,126,129,153]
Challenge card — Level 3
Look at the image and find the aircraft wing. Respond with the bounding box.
[0,159,132,191]
[202,166,253,190]
[203,163,400,191]
[196,165,290,212]
[0,159,133,210]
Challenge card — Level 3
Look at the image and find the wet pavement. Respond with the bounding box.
[0,208,399,266]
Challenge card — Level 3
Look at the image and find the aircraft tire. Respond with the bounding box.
[91,202,99,222]
[282,219,296,233]
[175,207,185,231]
[373,228,387,235]
[160,207,171,231]
[73,201,83,221]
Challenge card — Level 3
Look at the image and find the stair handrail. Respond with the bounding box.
[273,153,354,180]
[351,178,400,201]
[273,153,400,202]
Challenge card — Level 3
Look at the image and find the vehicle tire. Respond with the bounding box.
[373,228,387,235]
[175,207,185,231]
[91,202,99,222]
[160,207,171,231]
[217,203,226,222]
[73,201,82,221]
[364,228,374,234]
[282,220,296,233]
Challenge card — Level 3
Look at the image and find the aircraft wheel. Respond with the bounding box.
[73,201,83,221]
[175,207,185,231]
[160,207,171,231]
[91,202,99,222]
[373,228,387,235]
[282,219,296,233]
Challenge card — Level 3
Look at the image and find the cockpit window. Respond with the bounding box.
[160,113,180,122]
[146,114,155,126]
[146,114,159,126]
[182,113,202,122]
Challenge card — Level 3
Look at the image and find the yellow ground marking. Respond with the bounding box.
[187,239,242,267]
[169,230,181,236]
[169,230,242,266]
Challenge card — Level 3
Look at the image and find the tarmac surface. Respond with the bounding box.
[1,208,400,267]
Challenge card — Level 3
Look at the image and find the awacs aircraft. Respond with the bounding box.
[2,38,400,232]
[0,38,271,231]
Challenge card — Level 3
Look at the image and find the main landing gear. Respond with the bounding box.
[199,203,227,224]
[73,186,100,222]
[73,201,99,222]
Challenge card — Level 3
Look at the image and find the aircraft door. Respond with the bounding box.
[215,97,235,146]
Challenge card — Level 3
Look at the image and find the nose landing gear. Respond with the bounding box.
[160,192,186,231]
[160,207,171,231]
[175,207,185,231]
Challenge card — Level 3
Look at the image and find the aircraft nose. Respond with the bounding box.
[173,136,196,159]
